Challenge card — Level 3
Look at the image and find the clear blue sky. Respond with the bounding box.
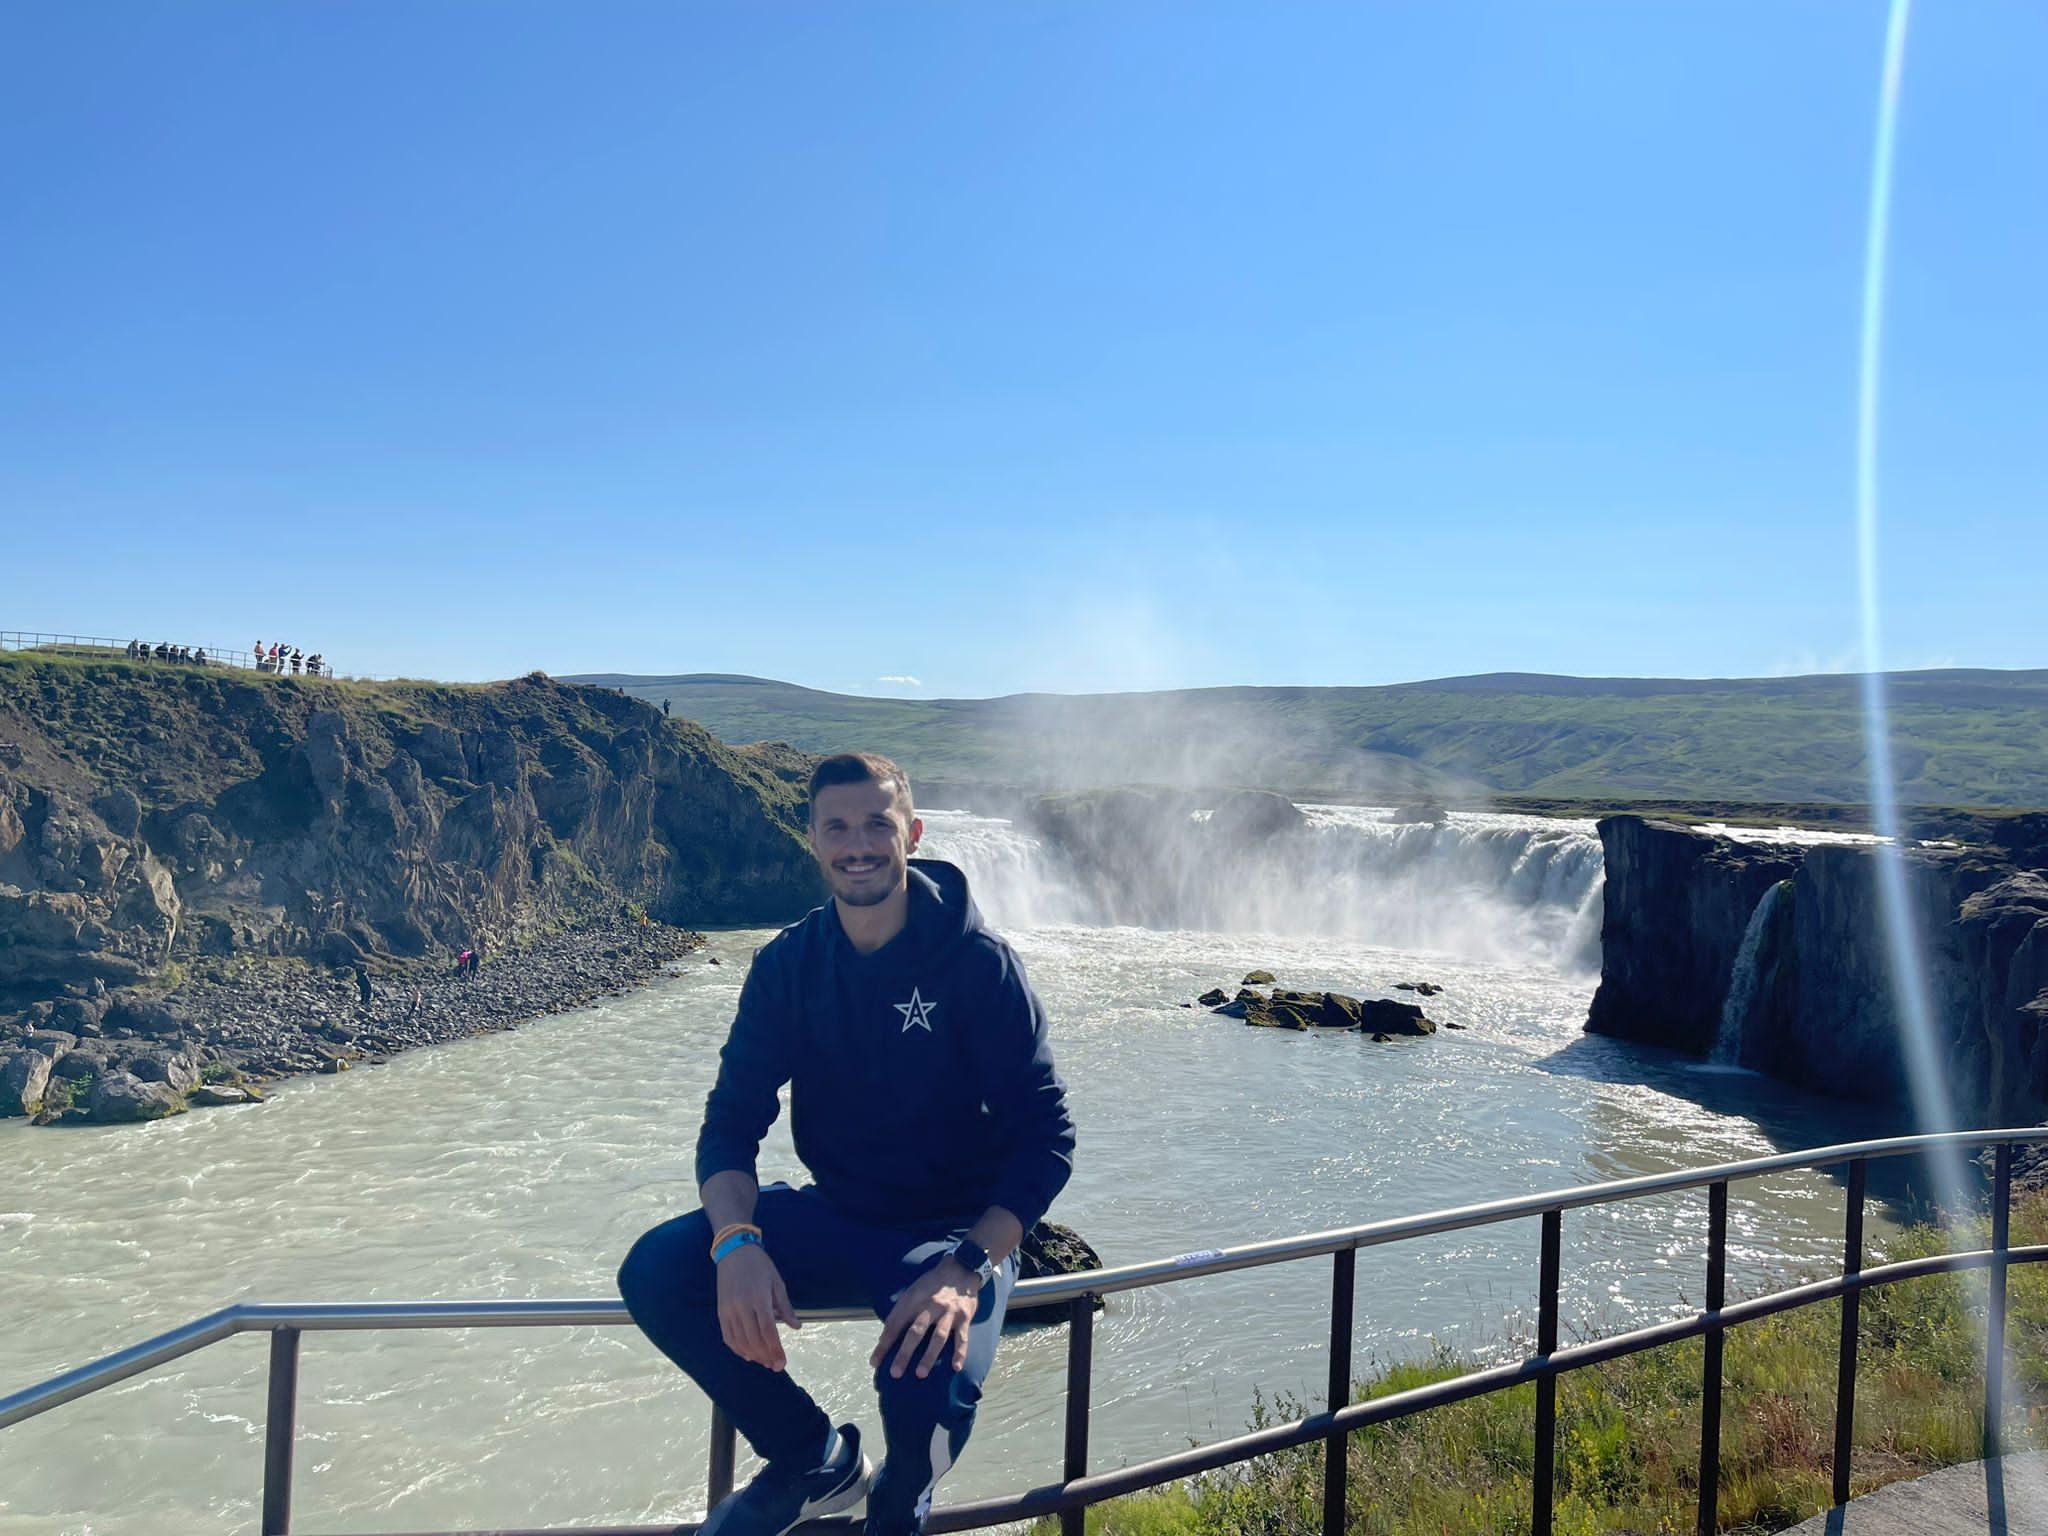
[2,3,2042,695]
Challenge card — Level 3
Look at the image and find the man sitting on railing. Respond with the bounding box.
[619,752,1076,1536]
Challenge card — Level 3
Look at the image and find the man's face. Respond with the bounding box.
[809,778,923,908]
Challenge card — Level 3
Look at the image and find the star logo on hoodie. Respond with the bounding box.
[895,987,938,1033]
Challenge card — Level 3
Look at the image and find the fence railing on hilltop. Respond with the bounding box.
[0,629,392,681]
[2,1128,2042,1536]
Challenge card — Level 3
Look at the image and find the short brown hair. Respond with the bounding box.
[807,752,914,821]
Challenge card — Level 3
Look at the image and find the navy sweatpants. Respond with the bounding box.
[618,1184,1017,1531]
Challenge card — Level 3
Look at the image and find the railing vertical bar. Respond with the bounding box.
[1322,1246,1357,1536]
[260,1326,301,1536]
[707,1404,737,1507]
[1985,1141,2013,1460]
[1696,1180,1729,1536]
[1832,1157,1867,1506]
[1060,1294,1096,1536]
[1534,1210,1561,1536]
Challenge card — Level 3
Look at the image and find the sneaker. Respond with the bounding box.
[702,1423,872,1536]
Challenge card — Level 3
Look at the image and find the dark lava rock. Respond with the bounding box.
[129,1049,201,1094]
[1010,1220,1107,1326]
[1,1050,54,1116]
[86,1071,184,1122]
[1196,988,1228,1007]
[1017,1220,1103,1281]
[105,995,182,1036]
[1360,998,1437,1036]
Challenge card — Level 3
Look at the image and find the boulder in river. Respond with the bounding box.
[1360,998,1437,1036]
[1011,1220,1106,1326]
[189,1083,257,1107]
[1017,1220,1103,1281]
[1,1049,54,1116]
[86,1071,184,1122]
[1195,988,1228,1007]
[1242,969,1276,986]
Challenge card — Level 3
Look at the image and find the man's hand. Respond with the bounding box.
[872,1260,980,1381]
[716,1243,799,1371]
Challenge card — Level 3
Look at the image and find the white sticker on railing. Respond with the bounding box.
[1171,1249,1225,1267]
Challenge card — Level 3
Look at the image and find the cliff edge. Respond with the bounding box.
[0,653,820,1010]
[1586,815,2048,1125]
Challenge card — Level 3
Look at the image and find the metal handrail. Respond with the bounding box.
[0,629,381,680]
[4,1127,2042,1535]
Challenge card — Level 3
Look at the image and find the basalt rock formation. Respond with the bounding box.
[0,654,822,1117]
[1586,814,2048,1125]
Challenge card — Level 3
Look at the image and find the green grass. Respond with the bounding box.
[566,670,2048,808]
[1039,1192,2048,1536]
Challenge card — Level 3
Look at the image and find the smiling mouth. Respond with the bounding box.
[837,860,885,877]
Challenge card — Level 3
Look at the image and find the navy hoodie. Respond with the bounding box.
[695,859,1075,1233]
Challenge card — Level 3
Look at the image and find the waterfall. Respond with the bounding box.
[919,803,1606,971]
[1712,882,1785,1065]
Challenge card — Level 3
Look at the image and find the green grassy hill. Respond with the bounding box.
[564,669,2048,808]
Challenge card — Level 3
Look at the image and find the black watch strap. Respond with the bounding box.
[951,1237,995,1285]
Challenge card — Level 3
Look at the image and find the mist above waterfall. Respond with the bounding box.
[920,800,1604,972]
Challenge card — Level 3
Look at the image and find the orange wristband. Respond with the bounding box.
[710,1222,762,1255]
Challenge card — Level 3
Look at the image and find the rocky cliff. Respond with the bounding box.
[0,653,820,1012]
[1586,815,2048,1125]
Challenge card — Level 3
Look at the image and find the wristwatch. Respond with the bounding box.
[949,1237,996,1290]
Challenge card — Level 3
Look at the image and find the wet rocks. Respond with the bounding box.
[1,918,706,1128]
[1,1049,53,1115]
[1191,971,1440,1039]
[86,1071,184,1122]
[189,1083,257,1106]
[1360,998,1437,1036]
[1017,1220,1103,1281]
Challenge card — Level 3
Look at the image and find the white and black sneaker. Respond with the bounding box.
[701,1422,872,1536]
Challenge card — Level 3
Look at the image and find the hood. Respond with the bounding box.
[825,856,985,970]
[906,857,983,954]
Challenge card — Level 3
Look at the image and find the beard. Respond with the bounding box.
[825,857,905,907]
[832,881,897,908]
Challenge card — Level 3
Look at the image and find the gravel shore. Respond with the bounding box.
[180,920,710,1076]
[3,919,711,1124]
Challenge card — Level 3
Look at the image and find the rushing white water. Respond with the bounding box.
[0,809,1903,1534]
[1711,882,1785,1067]
[932,805,1606,972]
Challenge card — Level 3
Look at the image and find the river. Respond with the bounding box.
[0,808,1903,1533]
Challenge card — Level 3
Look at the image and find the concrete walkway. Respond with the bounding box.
[1781,1454,2048,1535]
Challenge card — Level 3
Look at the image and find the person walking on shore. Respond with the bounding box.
[618,752,1075,1536]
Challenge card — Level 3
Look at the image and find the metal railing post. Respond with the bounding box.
[1985,1141,2013,1459]
[1696,1180,1728,1536]
[707,1405,737,1507]
[1534,1210,1561,1536]
[1832,1158,1867,1506]
[260,1327,301,1536]
[1060,1294,1096,1536]
[1323,1246,1356,1536]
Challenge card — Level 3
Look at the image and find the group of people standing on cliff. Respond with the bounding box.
[126,639,208,665]
[253,642,324,676]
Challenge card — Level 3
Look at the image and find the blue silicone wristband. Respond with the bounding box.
[711,1231,763,1264]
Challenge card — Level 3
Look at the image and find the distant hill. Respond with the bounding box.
[561,669,2048,808]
